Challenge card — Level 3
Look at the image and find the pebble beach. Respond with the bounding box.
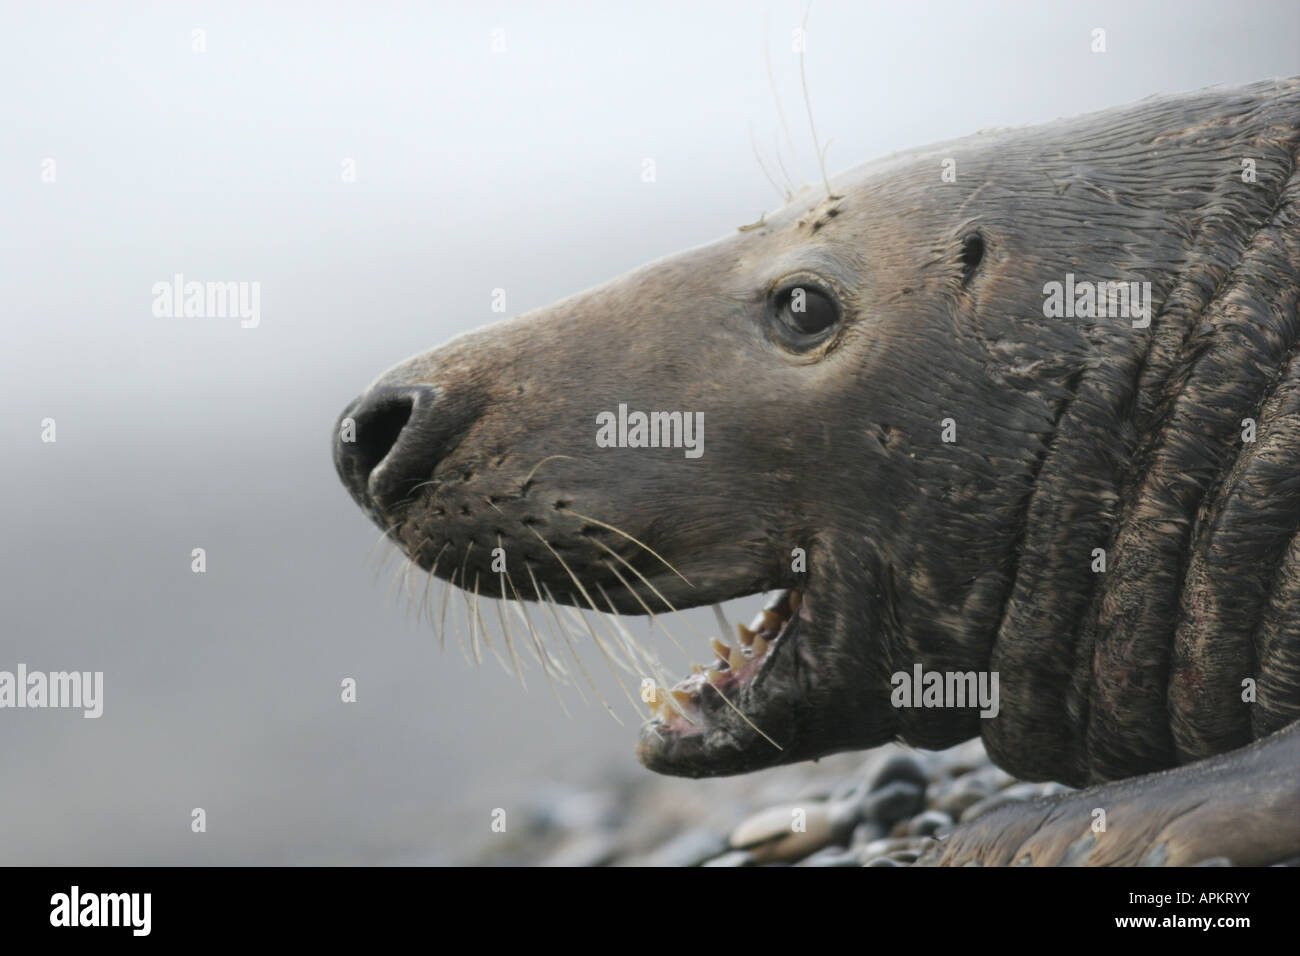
[462,738,1083,866]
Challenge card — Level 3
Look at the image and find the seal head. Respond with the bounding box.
[335,78,1300,784]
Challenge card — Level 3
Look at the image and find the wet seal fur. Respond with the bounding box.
[335,78,1300,866]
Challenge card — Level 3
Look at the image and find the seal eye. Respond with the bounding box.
[772,283,840,342]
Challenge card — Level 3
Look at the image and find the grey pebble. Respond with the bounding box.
[906,810,953,837]
[858,836,930,859]
[861,780,926,827]
[729,801,852,862]
[931,782,990,819]
[540,832,621,867]
[797,847,863,867]
[1002,781,1052,800]
[963,765,1016,794]
[933,739,990,777]
[989,767,1019,791]
[868,752,929,792]
[851,821,887,848]
[643,828,727,867]
[703,850,756,867]
[831,777,866,802]
[1038,782,1076,799]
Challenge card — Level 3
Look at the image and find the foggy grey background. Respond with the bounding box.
[1,1,1296,864]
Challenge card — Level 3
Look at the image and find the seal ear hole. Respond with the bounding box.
[959,232,985,286]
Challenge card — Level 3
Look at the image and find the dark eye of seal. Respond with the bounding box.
[770,281,841,344]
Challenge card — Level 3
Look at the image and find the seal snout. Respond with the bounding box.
[333,384,448,518]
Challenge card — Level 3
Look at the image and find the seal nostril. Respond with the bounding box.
[352,397,415,479]
[333,384,447,513]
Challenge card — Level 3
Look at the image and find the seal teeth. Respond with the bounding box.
[668,590,805,698]
[648,691,666,718]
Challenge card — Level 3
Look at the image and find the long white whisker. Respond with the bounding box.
[504,568,569,715]
[495,559,527,690]
[799,2,839,200]
[528,565,593,708]
[765,9,802,191]
[596,581,692,724]
[532,573,610,719]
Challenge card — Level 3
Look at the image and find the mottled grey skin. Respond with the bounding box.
[335,78,1300,865]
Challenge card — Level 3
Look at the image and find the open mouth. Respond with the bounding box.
[647,588,805,736]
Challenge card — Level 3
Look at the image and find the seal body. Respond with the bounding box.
[334,79,1300,861]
